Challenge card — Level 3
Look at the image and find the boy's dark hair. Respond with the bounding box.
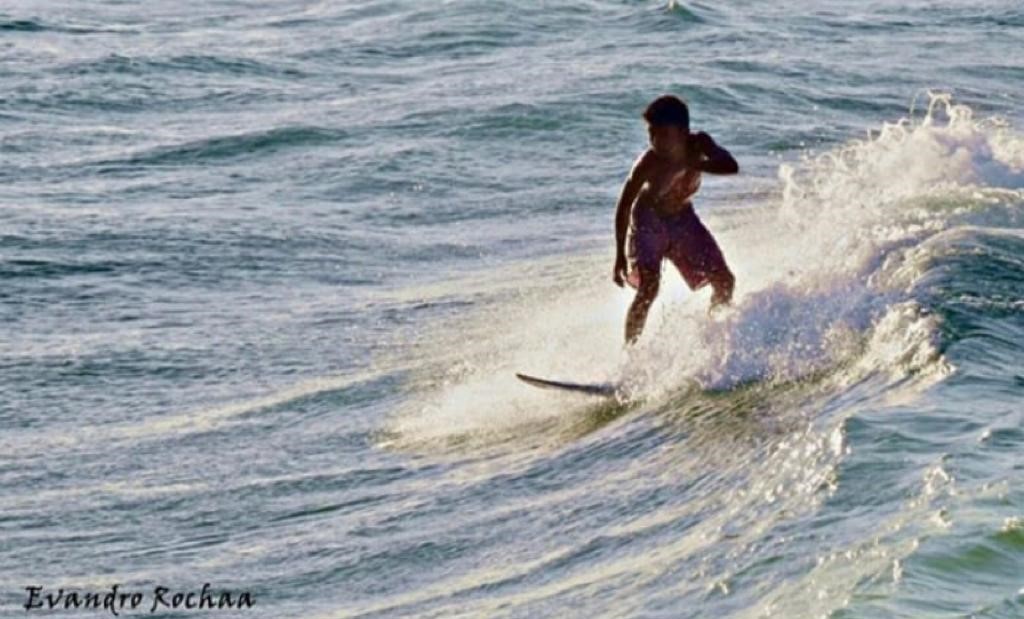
[643,95,689,130]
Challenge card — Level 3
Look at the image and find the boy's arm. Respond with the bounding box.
[691,132,739,175]
[612,150,652,286]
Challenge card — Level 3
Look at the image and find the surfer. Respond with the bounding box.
[611,94,739,344]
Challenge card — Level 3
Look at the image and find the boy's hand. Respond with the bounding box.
[612,254,628,287]
[689,131,739,175]
[689,131,715,158]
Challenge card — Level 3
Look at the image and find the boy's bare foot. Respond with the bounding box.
[708,299,731,317]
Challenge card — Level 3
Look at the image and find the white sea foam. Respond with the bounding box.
[388,94,1022,446]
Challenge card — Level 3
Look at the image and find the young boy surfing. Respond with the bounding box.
[612,94,739,344]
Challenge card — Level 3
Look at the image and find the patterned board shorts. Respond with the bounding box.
[626,205,732,291]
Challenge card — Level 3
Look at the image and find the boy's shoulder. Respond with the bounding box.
[630,148,662,178]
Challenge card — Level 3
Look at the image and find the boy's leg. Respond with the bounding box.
[625,207,668,343]
[625,267,660,344]
[665,210,735,309]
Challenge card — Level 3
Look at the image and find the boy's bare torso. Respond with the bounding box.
[633,149,702,218]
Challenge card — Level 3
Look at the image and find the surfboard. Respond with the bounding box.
[515,372,620,397]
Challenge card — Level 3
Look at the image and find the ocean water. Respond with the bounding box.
[1,1,1023,617]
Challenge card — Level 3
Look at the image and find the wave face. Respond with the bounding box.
[381,95,1024,618]
[1,1,1023,618]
